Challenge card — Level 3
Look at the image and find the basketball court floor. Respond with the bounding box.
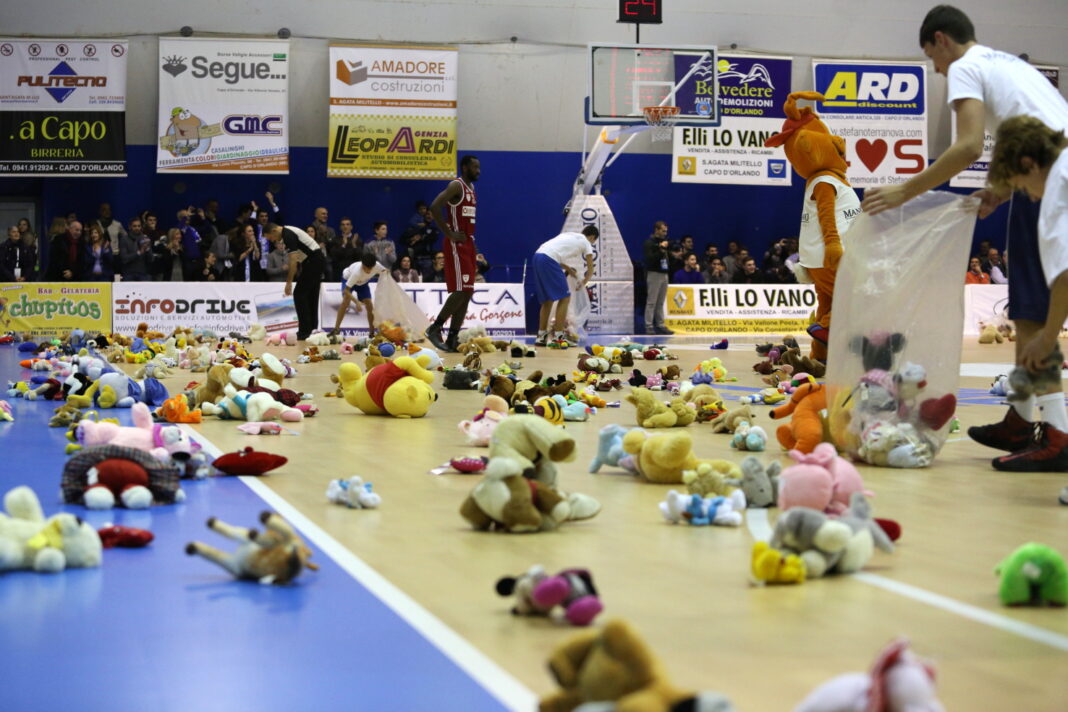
[1,334,1065,711]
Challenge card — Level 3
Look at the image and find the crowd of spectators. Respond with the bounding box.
[662,233,803,286]
[963,239,1009,284]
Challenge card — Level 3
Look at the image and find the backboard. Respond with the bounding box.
[586,43,720,127]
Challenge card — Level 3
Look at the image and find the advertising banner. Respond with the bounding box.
[811,60,928,189]
[0,282,111,339]
[672,54,793,186]
[320,282,524,336]
[560,195,633,334]
[663,283,817,334]
[0,38,127,176]
[328,44,457,178]
[157,38,289,173]
[951,65,1060,189]
[112,282,296,335]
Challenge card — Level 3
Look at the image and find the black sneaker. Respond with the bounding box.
[992,422,1068,472]
[968,407,1035,452]
[654,325,675,335]
[425,326,447,351]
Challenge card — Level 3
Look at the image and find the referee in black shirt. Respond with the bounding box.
[265,223,324,341]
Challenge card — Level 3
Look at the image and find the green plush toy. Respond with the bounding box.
[995,543,1067,607]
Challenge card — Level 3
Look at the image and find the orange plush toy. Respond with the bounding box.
[765,92,861,364]
[769,381,826,454]
[156,394,202,424]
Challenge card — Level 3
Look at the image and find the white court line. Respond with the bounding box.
[182,426,537,712]
[743,502,1068,653]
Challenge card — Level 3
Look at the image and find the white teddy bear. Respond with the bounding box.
[326,476,382,509]
[0,486,102,573]
[659,489,746,527]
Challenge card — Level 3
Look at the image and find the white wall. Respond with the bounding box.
[4,0,1067,153]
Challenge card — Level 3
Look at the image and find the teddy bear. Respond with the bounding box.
[725,456,781,508]
[769,381,827,454]
[768,506,853,578]
[589,424,640,473]
[625,387,695,428]
[201,385,303,423]
[338,355,437,418]
[459,458,575,533]
[681,460,742,498]
[488,415,575,486]
[229,367,302,406]
[576,353,611,374]
[618,429,697,484]
[659,489,746,527]
[778,442,869,513]
[155,393,202,423]
[61,444,186,509]
[0,486,103,573]
[995,542,1067,607]
[750,541,806,585]
[325,476,382,509]
[495,565,604,626]
[187,363,233,407]
[459,395,510,446]
[731,420,768,451]
[74,402,194,459]
[708,404,755,434]
[538,618,734,712]
[186,511,319,585]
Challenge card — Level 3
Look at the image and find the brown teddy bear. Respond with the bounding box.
[459,458,572,533]
[657,364,681,381]
[709,404,755,434]
[188,363,233,407]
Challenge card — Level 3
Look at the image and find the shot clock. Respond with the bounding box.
[618,0,663,24]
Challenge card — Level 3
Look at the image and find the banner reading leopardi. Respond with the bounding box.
[560,195,633,334]
[0,283,111,339]
[157,38,289,173]
[672,54,793,186]
[664,283,817,334]
[0,38,127,176]
[112,282,298,335]
[328,45,457,178]
[320,282,524,335]
[812,60,928,188]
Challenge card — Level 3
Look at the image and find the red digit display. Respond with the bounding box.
[618,0,662,24]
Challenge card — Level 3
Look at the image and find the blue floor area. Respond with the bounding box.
[0,349,510,712]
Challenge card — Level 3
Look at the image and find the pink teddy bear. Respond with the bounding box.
[76,402,193,461]
[778,442,871,514]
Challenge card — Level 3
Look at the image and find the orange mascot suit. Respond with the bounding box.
[764,92,861,363]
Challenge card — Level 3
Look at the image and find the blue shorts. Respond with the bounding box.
[1006,195,1048,322]
[341,279,371,302]
[532,253,570,303]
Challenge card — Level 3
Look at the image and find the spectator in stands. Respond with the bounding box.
[423,251,446,282]
[17,218,36,250]
[175,208,202,276]
[732,257,764,284]
[79,224,115,282]
[46,216,68,245]
[154,228,185,282]
[141,212,164,242]
[208,226,233,281]
[96,202,126,253]
[312,207,336,245]
[1,225,35,282]
[703,256,731,284]
[976,240,992,265]
[722,240,742,275]
[198,251,223,281]
[403,200,440,271]
[307,224,336,281]
[266,238,288,281]
[966,256,991,284]
[331,217,362,275]
[202,198,231,236]
[732,248,752,277]
[118,216,152,281]
[673,253,705,284]
[365,221,397,269]
[475,252,491,282]
[230,223,265,282]
[764,239,790,271]
[703,243,720,264]
[392,254,422,282]
[46,220,82,281]
[985,247,1008,284]
[642,220,673,335]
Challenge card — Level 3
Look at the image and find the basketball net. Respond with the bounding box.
[643,106,680,142]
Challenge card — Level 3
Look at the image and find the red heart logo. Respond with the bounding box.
[855,139,888,172]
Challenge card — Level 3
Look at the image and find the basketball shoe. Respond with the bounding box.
[967,407,1034,452]
[992,422,1068,472]
[425,325,448,352]
[534,331,549,347]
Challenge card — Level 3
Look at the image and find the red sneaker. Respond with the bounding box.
[992,423,1068,472]
[967,407,1035,452]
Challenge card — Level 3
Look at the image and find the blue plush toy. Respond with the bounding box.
[691,371,714,386]
[17,342,38,353]
[378,342,396,358]
[554,394,591,422]
[589,424,636,473]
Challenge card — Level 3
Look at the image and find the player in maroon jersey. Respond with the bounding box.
[425,155,481,352]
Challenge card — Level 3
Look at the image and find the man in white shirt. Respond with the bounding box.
[531,225,598,347]
[985,248,1008,285]
[862,5,1068,464]
[332,252,388,335]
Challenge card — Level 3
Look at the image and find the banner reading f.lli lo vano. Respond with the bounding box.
[157,37,289,173]
[0,38,127,176]
[329,45,457,178]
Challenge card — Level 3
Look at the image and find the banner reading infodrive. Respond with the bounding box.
[328,44,457,179]
[157,38,289,173]
[0,38,127,176]
[672,54,793,186]
[664,283,817,334]
[112,282,296,335]
[812,60,928,188]
[0,282,111,339]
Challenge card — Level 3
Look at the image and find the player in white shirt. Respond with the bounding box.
[862,5,1068,467]
[531,225,599,347]
[331,252,388,335]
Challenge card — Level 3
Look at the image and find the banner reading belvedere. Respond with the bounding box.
[0,282,111,339]
[0,38,127,176]
[812,60,928,188]
[328,45,457,179]
[672,54,793,186]
[664,283,817,334]
[157,38,289,173]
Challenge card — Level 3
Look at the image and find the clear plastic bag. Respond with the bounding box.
[566,275,592,341]
[373,272,430,339]
[827,192,978,467]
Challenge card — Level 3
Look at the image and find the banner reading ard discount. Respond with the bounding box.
[812,60,928,188]
[0,38,127,176]
[329,45,457,179]
[157,38,289,173]
[664,283,817,334]
[672,54,793,186]
[112,282,298,335]
[0,282,111,339]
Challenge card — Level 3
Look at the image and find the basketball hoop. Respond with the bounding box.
[643,106,680,142]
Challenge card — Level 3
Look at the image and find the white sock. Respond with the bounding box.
[1011,394,1035,421]
[1036,393,1068,431]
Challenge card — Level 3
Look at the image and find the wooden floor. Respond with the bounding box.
[164,336,1067,711]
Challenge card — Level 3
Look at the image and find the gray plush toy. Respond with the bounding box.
[832,492,895,574]
[769,507,852,578]
[726,456,781,508]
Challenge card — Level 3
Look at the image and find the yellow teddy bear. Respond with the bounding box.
[621,429,697,484]
[338,355,437,418]
[625,387,695,428]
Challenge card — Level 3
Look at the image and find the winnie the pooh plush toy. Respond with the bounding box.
[338,355,437,418]
[765,91,861,364]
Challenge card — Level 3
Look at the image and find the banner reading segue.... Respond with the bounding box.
[664,283,817,334]
[157,38,289,173]
[328,45,457,179]
[672,54,793,186]
[0,38,127,176]
[0,282,111,339]
[812,60,928,189]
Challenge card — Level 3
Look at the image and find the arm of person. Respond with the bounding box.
[582,253,594,285]
[284,252,299,296]
[861,98,986,215]
[1021,270,1068,372]
[813,182,843,269]
[430,181,466,243]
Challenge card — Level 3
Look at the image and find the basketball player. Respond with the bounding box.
[264,223,324,341]
[425,155,481,352]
